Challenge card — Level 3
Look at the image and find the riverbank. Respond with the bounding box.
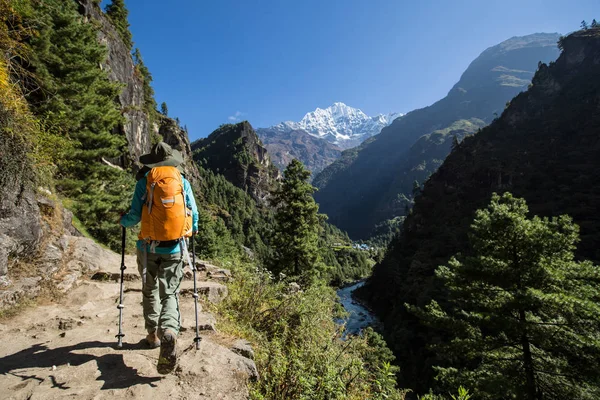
[336,281,381,335]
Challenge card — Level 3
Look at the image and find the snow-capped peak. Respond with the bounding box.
[269,103,402,149]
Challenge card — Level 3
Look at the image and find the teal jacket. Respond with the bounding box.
[120,174,199,254]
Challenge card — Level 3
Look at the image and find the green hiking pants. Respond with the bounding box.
[136,249,184,336]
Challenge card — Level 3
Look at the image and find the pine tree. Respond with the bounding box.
[105,0,133,50]
[412,193,600,399]
[412,180,421,197]
[27,0,133,250]
[451,134,460,151]
[160,102,168,116]
[270,159,324,281]
[592,19,598,28]
[581,20,588,30]
[133,47,157,115]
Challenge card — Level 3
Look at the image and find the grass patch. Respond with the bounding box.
[0,297,37,321]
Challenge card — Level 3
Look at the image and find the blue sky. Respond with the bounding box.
[103,0,597,141]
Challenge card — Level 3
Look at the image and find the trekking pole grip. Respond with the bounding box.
[191,232,195,267]
[121,226,126,267]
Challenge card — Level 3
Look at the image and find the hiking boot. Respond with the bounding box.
[146,331,161,349]
[157,329,177,374]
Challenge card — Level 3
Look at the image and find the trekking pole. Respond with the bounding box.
[191,233,201,349]
[116,226,126,349]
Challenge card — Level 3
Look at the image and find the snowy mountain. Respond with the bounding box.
[264,103,402,149]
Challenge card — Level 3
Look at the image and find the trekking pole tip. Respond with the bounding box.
[116,333,125,349]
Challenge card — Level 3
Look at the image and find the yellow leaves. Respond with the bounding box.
[0,58,28,119]
[0,0,36,123]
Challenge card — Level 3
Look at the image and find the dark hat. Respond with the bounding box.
[139,142,184,168]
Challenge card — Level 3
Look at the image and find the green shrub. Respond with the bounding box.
[219,263,408,400]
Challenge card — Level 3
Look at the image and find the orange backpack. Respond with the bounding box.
[139,166,193,242]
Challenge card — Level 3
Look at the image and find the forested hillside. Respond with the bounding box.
[191,126,374,285]
[359,27,600,396]
[314,33,561,239]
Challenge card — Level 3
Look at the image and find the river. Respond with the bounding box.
[336,281,380,335]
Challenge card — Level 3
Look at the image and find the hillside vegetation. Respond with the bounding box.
[360,27,600,397]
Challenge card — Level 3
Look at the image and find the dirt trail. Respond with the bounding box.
[0,244,255,400]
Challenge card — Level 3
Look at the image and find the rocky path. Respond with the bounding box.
[0,238,256,400]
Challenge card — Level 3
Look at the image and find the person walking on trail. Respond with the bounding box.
[120,142,199,375]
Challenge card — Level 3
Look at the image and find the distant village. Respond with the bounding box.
[332,242,372,251]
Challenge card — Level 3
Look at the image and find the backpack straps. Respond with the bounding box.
[147,182,156,215]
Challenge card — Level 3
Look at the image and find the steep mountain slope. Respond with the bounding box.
[314,33,561,239]
[191,122,280,204]
[360,28,600,393]
[371,118,487,225]
[258,128,342,177]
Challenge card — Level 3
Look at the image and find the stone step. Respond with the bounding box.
[180,310,218,332]
[180,281,228,304]
[91,271,140,282]
[206,271,231,283]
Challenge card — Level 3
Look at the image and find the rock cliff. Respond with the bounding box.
[158,116,201,185]
[191,122,280,204]
[257,128,342,178]
[78,0,151,168]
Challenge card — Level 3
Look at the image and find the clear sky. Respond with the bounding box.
[103,0,597,141]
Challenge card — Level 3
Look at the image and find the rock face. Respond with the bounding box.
[80,0,201,184]
[0,187,42,286]
[257,128,343,178]
[361,28,600,392]
[191,121,280,204]
[78,0,151,167]
[314,33,561,239]
[158,116,201,186]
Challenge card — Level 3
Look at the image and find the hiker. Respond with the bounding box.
[120,142,199,374]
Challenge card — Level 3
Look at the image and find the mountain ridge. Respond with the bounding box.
[314,32,562,239]
[257,102,400,176]
[263,102,401,149]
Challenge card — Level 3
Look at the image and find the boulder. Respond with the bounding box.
[180,281,228,304]
[231,339,255,360]
[0,187,42,278]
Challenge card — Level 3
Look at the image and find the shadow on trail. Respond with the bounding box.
[0,341,161,390]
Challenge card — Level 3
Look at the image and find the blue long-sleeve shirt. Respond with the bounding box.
[121,174,199,254]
